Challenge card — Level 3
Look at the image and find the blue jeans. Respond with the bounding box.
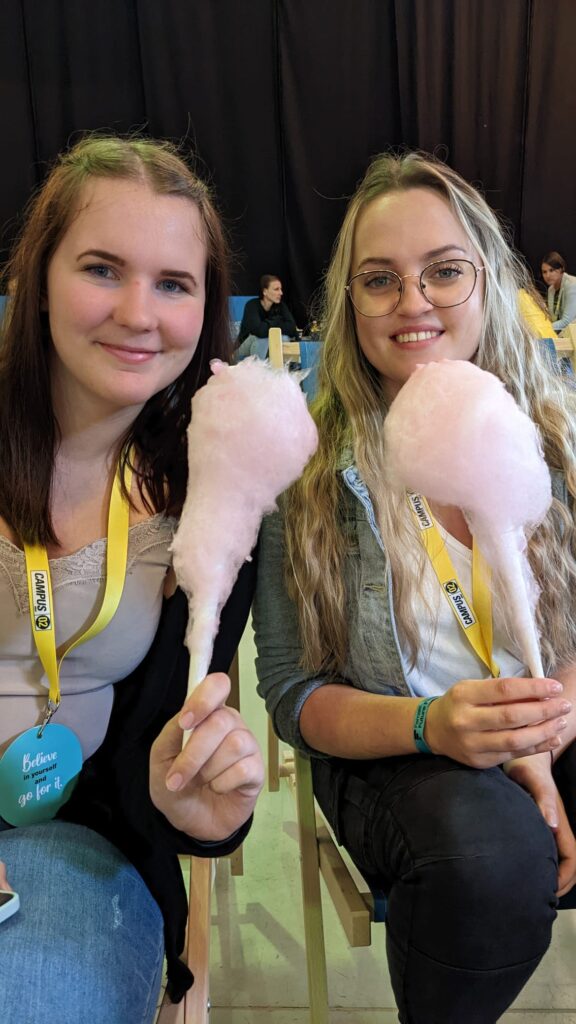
[313,753,562,1024]
[0,821,164,1024]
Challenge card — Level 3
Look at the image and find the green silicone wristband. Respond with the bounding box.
[413,696,439,754]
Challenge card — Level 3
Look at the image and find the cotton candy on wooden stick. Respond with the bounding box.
[171,358,318,734]
[383,360,552,677]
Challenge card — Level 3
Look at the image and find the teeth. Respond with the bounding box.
[394,331,440,344]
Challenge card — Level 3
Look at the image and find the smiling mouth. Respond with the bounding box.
[393,330,443,344]
[99,343,160,362]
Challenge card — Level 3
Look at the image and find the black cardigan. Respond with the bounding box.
[59,558,256,1001]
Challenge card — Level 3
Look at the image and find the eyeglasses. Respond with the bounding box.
[346,259,485,317]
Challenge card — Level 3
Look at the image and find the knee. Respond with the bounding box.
[388,766,558,967]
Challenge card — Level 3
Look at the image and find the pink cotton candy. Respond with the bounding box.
[383,360,552,676]
[172,358,318,687]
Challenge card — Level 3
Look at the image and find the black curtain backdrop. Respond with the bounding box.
[1,0,575,325]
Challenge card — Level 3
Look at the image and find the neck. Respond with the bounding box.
[382,378,403,402]
[51,372,141,469]
[261,296,273,312]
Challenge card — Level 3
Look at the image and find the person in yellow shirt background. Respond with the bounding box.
[518,282,558,340]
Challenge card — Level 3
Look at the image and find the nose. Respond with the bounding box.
[113,281,158,332]
[396,275,434,316]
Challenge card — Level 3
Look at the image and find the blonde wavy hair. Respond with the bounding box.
[285,151,576,676]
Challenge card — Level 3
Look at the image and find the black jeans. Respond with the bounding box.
[312,747,576,1024]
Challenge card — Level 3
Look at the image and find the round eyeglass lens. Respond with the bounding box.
[348,270,402,317]
[420,259,477,307]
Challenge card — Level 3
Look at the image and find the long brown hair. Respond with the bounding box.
[0,135,232,544]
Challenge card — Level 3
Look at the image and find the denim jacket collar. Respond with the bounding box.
[336,453,411,696]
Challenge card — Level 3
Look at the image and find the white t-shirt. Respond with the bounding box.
[400,526,527,698]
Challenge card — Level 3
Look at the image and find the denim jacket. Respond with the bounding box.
[253,457,570,756]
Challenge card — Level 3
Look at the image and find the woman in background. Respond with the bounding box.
[0,136,263,1023]
[541,251,576,332]
[236,273,297,359]
[255,153,576,1024]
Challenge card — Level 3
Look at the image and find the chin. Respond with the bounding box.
[93,386,153,412]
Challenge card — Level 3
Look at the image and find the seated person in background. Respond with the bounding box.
[518,281,558,339]
[542,251,576,332]
[0,135,264,1023]
[236,274,297,359]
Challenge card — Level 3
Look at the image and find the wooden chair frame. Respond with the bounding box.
[288,749,385,1023]
[555,324,576,373]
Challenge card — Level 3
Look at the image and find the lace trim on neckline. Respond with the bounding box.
[0,514,177,614]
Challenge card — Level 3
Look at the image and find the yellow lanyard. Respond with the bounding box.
[407,493,500,677]
[24,460,133,734]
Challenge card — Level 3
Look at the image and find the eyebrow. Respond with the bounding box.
[76,249,198,286]
[357,245,468,270]
[77,249,125,266]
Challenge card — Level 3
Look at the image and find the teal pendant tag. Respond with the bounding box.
[0,724,82,826]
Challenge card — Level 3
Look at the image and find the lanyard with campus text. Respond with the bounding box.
[24,458,133,735]
[0,458,133,826]
[407,493,500,677]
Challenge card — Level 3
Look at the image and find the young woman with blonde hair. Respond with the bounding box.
[255,152,576,1024]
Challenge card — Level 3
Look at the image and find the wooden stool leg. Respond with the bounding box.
[183,857,212,1024]
[229,844,244,876]
[268,326,283,367]
[268,716,280,791]
[295,752,329,1024]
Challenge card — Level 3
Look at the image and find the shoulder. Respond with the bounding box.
[257,508,286,564]
[239,298,260,324]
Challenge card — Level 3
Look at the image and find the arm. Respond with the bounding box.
[255,512,567,766]
[239,298,268,339]
[149,555,264,844]
[504,663,576,897]
[553,277,576,331]
[253,510,332,753]
[275,300,297,338]
[301,676,568,766]
[59,567,260,1003]
[62,559,259,854]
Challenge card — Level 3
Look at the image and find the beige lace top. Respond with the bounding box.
[0,514,177,760]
